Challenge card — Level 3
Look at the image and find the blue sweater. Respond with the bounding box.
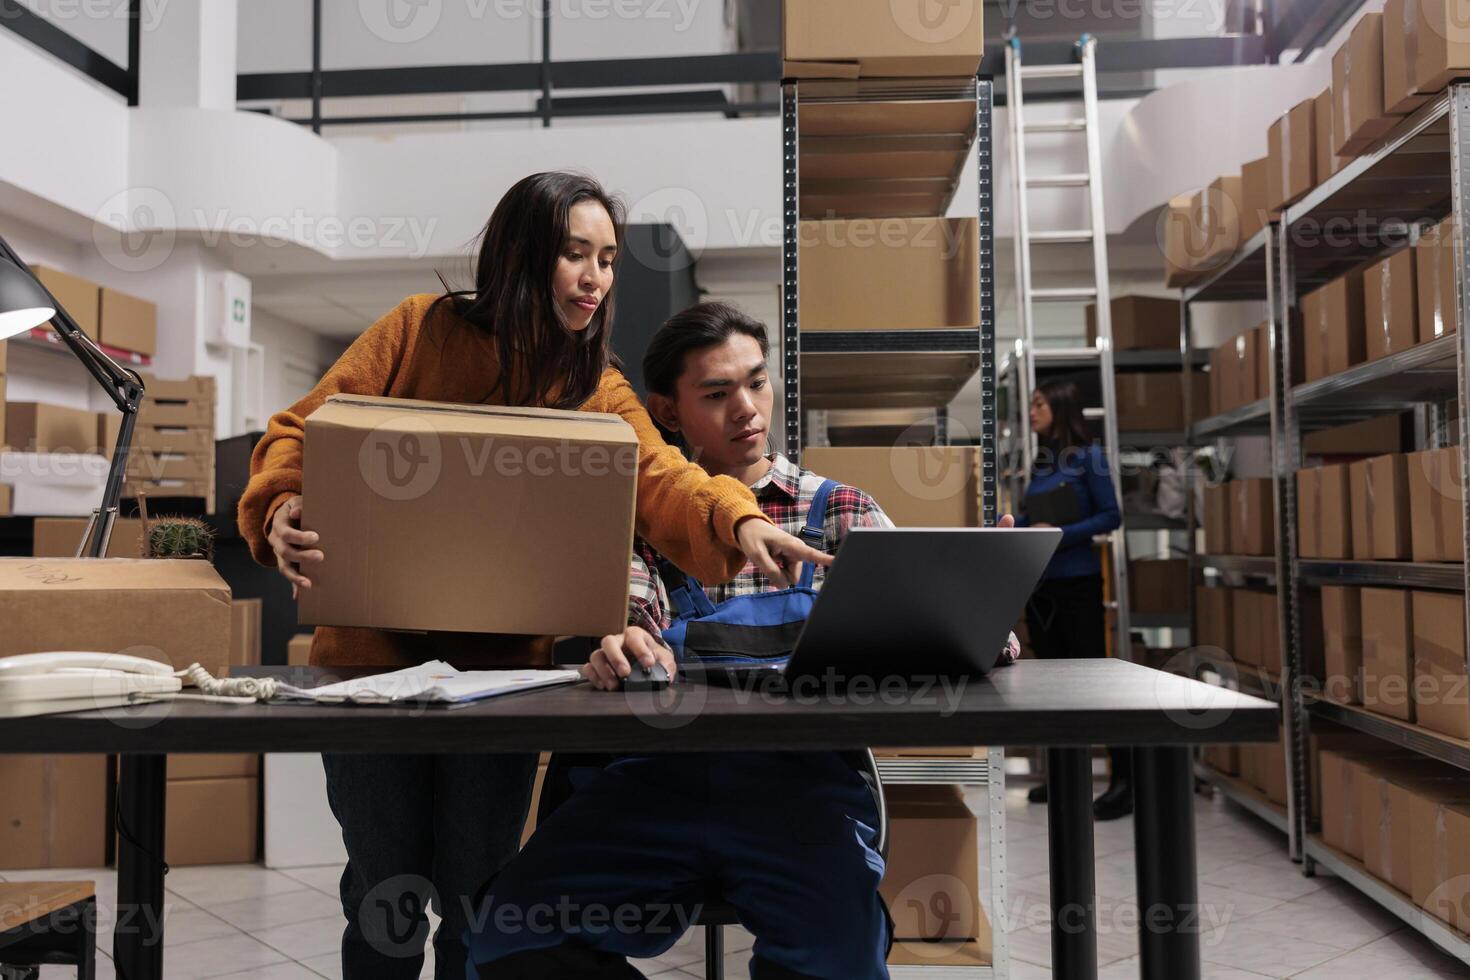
[1016,443,1121,580]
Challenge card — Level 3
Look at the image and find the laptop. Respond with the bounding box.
[679,527,1061,688]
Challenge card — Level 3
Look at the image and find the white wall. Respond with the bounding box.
[251,307,347,412]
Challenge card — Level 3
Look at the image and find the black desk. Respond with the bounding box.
[0,659,1276,980]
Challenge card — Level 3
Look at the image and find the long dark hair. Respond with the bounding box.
[1036,380,1091,457]
[642,302,769,443]
[424,172,626,410]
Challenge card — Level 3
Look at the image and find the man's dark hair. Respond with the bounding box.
[642,301,770,398]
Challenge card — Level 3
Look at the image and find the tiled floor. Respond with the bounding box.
[5,777,1468,978]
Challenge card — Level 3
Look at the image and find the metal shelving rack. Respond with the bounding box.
[780,75,1006,978]
[1187,86,1470,964]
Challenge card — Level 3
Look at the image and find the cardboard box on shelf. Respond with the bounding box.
[137,397,213,429]
[1363,248,1418,361]
[1195,586,1234,654]
[799,218,978,331]
[1333,13,1401,156]
[1202,482,1232,555]
[1260,726,1288,806]
[1420,801,1470,931]
[1301,271,1367,381]
[165,776,259,866]
[0,755,108,869]
[1297,468,1319,557]
[168,755,259,781]
[1313,88,1344,182]
[1229,478,1275,556]
[1406,447,1465,562]
[300,395,637,636]
[880,786,982,941]
[1200,175,1246,268]
[1416,216,1459,344]
[1361,587,1415,722]
[126,451,213,483]
[6,402,102,453]
[1405,0,1470,96]
[28,266,99,340]
[1298,464,1352,559]
[287,632,314,666]
[1350,454,1412,560]
[1232,590,1265,669]
[1239,156,1270,242]
[138,374,217,403]
[32,516,145,558]
[1303,414,1406,456]
[1412,590,1470,740]
[123,477,214,507]
[1268,97,1316,211]
[803,447,980,527]
[1085,295,1181,351]
[1261,586,1287,678]
[1384,0,1436,115]
[0,557,231,671]
[1129,559,1189,615]
[1164,192,1209,288]
[1114,372,1208,433]
[97,287,157,357]
[131,425,213,456]
[1202,743,1240,776]
[1322,585,1364,705]
[887,940,991,970]
[782,0,983,79]
[1320,751,1373,857]
[1369,769,1470,896]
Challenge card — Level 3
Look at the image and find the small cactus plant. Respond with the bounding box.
[145,516,214,561]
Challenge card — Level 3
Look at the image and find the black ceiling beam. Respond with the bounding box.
[0,0,131,99]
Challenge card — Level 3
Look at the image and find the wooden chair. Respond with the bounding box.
[0,881,97,980]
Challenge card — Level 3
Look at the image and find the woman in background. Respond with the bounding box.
[1015,380,1130,820]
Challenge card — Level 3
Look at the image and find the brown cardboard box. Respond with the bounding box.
[782,0,983,79]
[1202,743,1240,776]
[0,557,232,671]
[1260,726,1288,806]
[1333,13,1401,156]
[1350,455,1412,560]
[1268,98,1316,211]
[1416,216,1459,343]
[1085,295,1181,351]
[1238,741,1261,790]
[137,397,213,429]
[1384,0,1436,115]
[1323,585,1365,705]
[97,287,157,357]
[1303,414,1406,456]
[1314,87,1347,182]
[1261,589,1285,677]
[0,483,9,517]
[299,395,638,636]
[1410,784,1470,916]
[1163,192,1211,288]
[97,411,120,458]
[32,517,145,559]
[880,786,981,941]
[1363,248,1418,361]
[1233,590,1265,669]
[166,599,257,774]
[888,939,991,970]
[1367,770,1470,895]
[1407,0,1470,95]
[0,756,108,869]
[1229,479,1275,556]
[287,632,314,666]
[1320,751,1373,857]
[126,451,213,483]
[1406,447,1465,562]
[1208,344,1230,416]
[1297,464,1352,559]
[1239,157,1270,242]
[29,266,99,340]
[1129,559,1188,615]
[1362,587,1415,722]
[1419,801,1470,931]
[1301,271,1367,381]
[5,401,102,453]
[1412,590,1470,740]
[165,776,258,866]
[168,755,257,780]
[1204,175,1246,267]
[131,425,213,455]
[138,374,217,403]
[1195,586,1234,654]
[1203,482,1231,554]
[1210,329,1260,414]
[802,447,980,527]
[123,477,214,506]
[799,218,978,331]
[1114,372,1208,432]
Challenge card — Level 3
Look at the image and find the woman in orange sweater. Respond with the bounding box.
[237,172,827,980]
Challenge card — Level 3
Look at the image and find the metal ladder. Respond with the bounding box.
[1004,35,1131,659]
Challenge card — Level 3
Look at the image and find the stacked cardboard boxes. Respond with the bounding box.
[126,374,217,510]
[879,785,989,955]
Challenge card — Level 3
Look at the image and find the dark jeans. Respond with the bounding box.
[1025,574,1131,785]
[322,752,539,980]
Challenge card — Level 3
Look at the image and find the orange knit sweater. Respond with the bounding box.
[237,294,771,668]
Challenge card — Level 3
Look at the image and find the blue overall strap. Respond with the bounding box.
[797,479,839,590]
[655,557,717,619]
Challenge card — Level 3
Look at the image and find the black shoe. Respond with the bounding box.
[1093,782,1133,821]
[1027,783,1048,804]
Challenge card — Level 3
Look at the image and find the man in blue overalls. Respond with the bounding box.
[465,303,1018,979]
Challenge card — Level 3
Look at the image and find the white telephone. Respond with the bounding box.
[0,652,183,718]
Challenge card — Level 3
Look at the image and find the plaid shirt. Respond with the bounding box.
[627,452,1021,665]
